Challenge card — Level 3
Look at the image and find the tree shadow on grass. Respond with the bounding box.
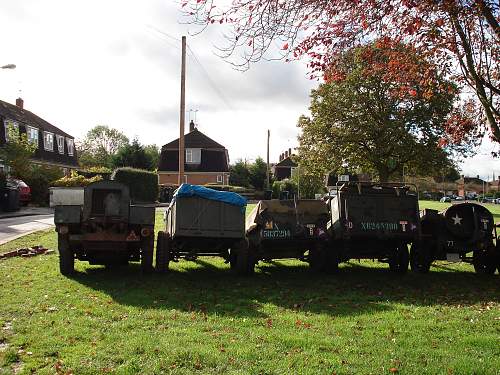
[73,258,500,319]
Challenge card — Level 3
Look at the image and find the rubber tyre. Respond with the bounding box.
[325,250,340,274]
[155,231,170,273]
[141,235,154,274]
[473,247,496,275]
[410,242,431,274]
[58,233,74,276]
[389,245,409,273]
[309,246,326,272]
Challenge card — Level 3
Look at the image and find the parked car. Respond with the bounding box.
[440,196,451,203]
[7,178,31,205]
[455,196,465,201]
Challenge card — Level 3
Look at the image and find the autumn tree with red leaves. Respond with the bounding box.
[297,41,471,182]
[183,0,500,147]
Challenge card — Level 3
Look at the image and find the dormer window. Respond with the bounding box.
[56,135,64,154]
[66,138,74,156]
[186,148,201,164]
[43,131,54,151]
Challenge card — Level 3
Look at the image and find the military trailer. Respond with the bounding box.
[54,180,156,275]
[327,182,420,272]
[155,184,247,273]
[410,202,498,274]
[244,199,330,273]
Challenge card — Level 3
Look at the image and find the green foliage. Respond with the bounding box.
[0,125,37,179]
[290,167,325,199]
[112,139,155,171]
[229,159,251,187]
[112,167,158,202]
[77,125,129,168]
[249,157,268,190]
[23,166,64,205]
[51,171,103,187]
[144,144,160,170]
[272,178,297,198]
[298,42,462,182]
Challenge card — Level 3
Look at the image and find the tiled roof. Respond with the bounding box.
[0,99,74,138]
[159,149,229,172]
[275,156,297,168]
[162,128,225,150]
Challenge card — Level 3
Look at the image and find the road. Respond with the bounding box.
[0,214,54,245]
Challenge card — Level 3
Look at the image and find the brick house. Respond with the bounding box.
[0,98,78,174]
[273,149,297,181]
[158,121,230,186]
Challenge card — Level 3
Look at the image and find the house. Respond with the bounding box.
[273,149,297,181]
[0,98,78,174]
[158,121,230,186]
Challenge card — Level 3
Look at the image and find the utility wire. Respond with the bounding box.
[146,25,233,110]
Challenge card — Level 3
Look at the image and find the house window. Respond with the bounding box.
[27,126,39,146]
[43,131,54,151]
[185,148,201,164]
[56,135,64,154]
[3,119,19,142]
[217,175,223,183]
[66,138,74,156]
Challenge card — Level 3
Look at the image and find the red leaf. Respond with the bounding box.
[282,43,289,50]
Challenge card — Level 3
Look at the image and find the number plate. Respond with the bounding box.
[446,253,460,262]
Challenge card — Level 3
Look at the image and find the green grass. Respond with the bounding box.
[0,203,499,374]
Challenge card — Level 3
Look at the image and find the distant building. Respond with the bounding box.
[0,98,78,174]
[158,121,230,186]
[273,148,297,181]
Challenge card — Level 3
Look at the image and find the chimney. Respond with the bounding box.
[15,97,23,109]
[288,148,292,156]
[285,150,289,158]
[477,175,480,179]
[189,120,195,132]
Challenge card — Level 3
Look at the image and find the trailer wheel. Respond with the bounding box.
[58,233,74,276]
[141,235,154,274]
[155,231,170,273]
[473,247,497,275]
[326,250,340,274]
[309,246,326,272]
[410,242,432,274]
[389,245,409,273]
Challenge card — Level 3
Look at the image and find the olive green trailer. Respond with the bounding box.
[244,199,330,273]
[155,185,247,273]
[328,182,420,272]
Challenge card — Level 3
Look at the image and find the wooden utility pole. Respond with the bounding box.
[266,129,270,190]
[178,36,187,185]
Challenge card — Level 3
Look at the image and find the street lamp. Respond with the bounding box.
[1,64,16,69]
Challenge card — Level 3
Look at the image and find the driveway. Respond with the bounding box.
[0,214,54,245]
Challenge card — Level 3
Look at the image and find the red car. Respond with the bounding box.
[8,178,31,205]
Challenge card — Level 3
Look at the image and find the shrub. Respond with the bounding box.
[51,171,103,187]
[112,167,158,202]
[24,166,64,205]
[272,179,297,198]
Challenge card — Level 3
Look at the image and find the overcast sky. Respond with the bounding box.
[0,0,498,180]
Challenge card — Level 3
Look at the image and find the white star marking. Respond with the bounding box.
[452,214,462,225]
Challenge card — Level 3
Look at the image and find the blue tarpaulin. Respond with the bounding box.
[172,184,247,209]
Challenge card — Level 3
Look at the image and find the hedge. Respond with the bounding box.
[52,173,103,187]
[111,167,158,203]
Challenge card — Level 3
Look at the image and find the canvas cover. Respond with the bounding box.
[246,199,329,234]
[173,184,247,210]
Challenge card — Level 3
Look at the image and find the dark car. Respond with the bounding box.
[7,178,31,205]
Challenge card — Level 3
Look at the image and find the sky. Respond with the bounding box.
[0,0,498,180]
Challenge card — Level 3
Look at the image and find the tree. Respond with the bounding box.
[249,157,268,190]
[77,125,129,168]
[112,139,155,171]
[229,159,251,187]
[297,41,468,182]
[290,166,325,199]
[0,125,36,179]
[144,144,160,170]
[184,0,500,147]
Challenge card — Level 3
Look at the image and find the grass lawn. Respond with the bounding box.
[0,202,499,374]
